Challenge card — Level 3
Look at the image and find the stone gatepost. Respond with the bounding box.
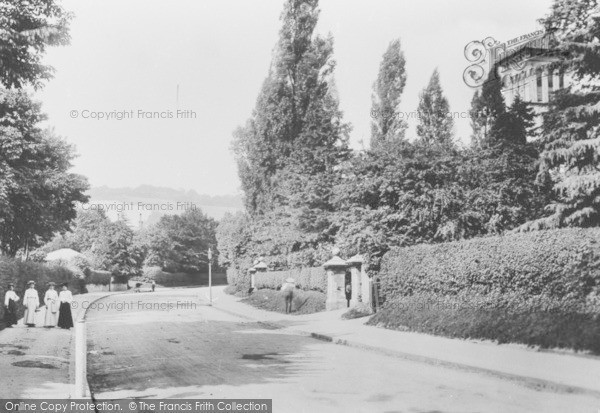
[346,254,364,307]
[250,258,267,291]
[248,267,257,290]
[323,250,348,311]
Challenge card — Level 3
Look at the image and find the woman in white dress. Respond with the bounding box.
[3,283,20,327]
[44,282,59,328]
[57,283,74,329]
[23,281,39,327]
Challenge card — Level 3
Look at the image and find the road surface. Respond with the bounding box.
[85,289,600,412]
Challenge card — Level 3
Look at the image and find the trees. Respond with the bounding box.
[0,90,88,256]
[0,0,72,89]
[0,0,86,257]
[370,39,408,150]
[522,0,600,229]
[416,69,454,147]
[233,0,349,217]
[140,209,218,273]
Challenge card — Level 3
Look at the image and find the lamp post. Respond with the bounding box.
[208,247,212,306]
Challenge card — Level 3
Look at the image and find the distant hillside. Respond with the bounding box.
[89,185,243,208]
[83,185,244,227]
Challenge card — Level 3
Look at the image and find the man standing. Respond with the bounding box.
[23,281,39,327]
[281,278,296,314]
[151,280,156,292]
[3,283,20,327]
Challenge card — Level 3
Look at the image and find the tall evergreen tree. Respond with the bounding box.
[469,77,506,147]
[522,0,600,229]
[416,69,454,147]
[233,0,349,216]
[370,39,407,150]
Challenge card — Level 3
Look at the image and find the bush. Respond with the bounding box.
[369,292,600,353]
[254,266,326,293]
[142,266,164,280]
[373,228,600,353]
[379,228,600,302]
[85,270,112,286]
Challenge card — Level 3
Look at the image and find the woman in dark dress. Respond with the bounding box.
[3,283,19,327]
[57,283,74,329]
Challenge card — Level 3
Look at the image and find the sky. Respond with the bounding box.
[36,0,554,196]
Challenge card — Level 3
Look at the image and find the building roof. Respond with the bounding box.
[45,248,83,262]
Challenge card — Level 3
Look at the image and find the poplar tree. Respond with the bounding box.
[416,69,454,147]
[370,39,407,150]
[233,0,349,216]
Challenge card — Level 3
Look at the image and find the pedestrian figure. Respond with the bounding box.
[3,283,20,327]
[57,283,74,329]
[151,280,156,292]
[44,282,59,328]
[345,283,352,308]
[281,277,295,314]
[23,281,39,327]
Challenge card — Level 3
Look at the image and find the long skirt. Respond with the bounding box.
[44,301,59,327]
[3,299,18,327]
[57,302,73,329]
[24,298,38,326]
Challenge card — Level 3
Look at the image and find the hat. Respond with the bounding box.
[7,283,14,288]
[48,282,56,286]
[61,282,69,288]
[27,280,35,286]
[285,278,295,283]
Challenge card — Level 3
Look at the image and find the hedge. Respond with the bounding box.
[378,228,600,302]
[254,266,327,293]
[372,228,600,353]
[85,269,112,286]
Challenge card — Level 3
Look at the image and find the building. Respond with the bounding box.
[490,31,572,109]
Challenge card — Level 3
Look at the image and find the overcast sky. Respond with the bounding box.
[37,0,553,196]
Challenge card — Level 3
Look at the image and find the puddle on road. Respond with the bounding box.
[0,344,30,350]
[7,350,26,356]
[12,360,58,369]
[167,338,180,344]
[241,352,290,363]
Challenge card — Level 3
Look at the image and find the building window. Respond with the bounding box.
[537,70,543,102]
[548,71,554,91]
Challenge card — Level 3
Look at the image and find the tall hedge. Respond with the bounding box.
[379,228,600,302]
[371,228,600,353]
[254,266,326,293]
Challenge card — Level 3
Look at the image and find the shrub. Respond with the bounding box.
[85,270,112,286]
[373,228,600,353]
[379,228,600,302]
[143,266,164,280]
[369,292,600,353]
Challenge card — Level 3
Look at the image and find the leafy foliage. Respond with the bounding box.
[137,208,218,273]
[416,69,454,147]
[378,228,600,301]
[0,89,88,256]
[0,0,72,89]
[520,0,600,229]
[232,0,349,216]
[370,39,408,150]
